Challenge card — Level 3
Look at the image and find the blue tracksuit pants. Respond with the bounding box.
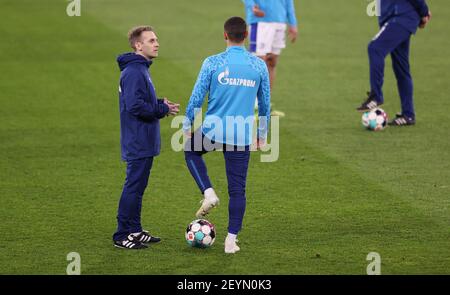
[113,157,153,241]
[184,132,250,235]
[369,21,415,119]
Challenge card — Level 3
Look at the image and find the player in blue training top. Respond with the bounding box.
[183,17,270,254]
[357,0,431,126]
[241,0,298,116]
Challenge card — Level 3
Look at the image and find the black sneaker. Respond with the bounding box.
[388,113,415,126]
[356,92,382,112]
[114,234,148,249]
[132,230,161,244]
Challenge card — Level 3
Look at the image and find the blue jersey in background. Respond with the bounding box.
[242,0,297,26]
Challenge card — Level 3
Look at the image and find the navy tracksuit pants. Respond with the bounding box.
[184,132,250,235]
[369,22,415,119]
[113,157,153,241]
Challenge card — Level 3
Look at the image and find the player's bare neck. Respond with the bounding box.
[226,41,244,47]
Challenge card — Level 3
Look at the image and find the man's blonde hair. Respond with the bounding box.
[128,26,154,50]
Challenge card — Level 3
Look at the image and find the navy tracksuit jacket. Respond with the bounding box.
[369,0,429,119]
[113,53,169,241]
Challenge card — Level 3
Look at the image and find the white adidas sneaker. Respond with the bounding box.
[196,188,219,218]
[224,238,240,254]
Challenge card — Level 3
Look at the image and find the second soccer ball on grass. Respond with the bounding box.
[362,108,388,131]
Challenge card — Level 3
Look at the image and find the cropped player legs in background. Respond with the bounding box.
[246,1,298,117]
[250,23,285,117]
[260,52,279,93]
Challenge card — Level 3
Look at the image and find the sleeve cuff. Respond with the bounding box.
[156,102,169,119]
[420,6,430,17]
[182,118,192,132]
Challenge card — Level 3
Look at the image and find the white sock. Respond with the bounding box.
[226,233,237,243]
[204,188,217,200]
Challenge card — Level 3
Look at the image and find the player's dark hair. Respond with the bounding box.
[224,17,247,43]
[128,26,154,50]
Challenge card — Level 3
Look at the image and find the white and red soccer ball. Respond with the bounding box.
[362,108,388,131]
[185,219,216,248]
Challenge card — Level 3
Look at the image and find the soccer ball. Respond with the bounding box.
[185,219,216,248]
[362,108,388,131]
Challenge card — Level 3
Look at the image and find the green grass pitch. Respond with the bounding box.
[0,0,449,274]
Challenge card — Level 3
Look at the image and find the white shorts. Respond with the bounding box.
[249,22,287,56]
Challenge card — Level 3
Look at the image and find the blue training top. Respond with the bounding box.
[183,46,271,147]
[242,0,297,26]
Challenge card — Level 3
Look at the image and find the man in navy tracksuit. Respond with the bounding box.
[113,26,179,249]
[357,0,431,126]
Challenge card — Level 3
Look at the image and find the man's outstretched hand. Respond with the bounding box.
[163,97,180,116]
